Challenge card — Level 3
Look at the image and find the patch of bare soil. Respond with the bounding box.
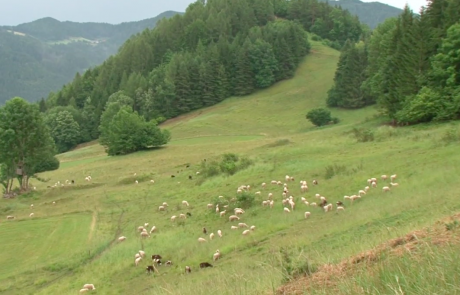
[276,213,460,295]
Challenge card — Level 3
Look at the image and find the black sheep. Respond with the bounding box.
[200,262,213,268]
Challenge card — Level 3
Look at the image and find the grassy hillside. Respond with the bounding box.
[0,11,180,104]
[1,40,460,295]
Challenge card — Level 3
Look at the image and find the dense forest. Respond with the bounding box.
[327,0,460,125]
[319,0,402,29]
[34,0,365,153]
[0,11,179,104]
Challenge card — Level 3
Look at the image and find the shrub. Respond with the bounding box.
[352,127,375,142]
[235,192,255,209]
[199,153,254,179]
[306,108,337,127]
[34,156,60,173]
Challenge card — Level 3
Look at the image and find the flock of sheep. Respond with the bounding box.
[3,168,399,293]
[112,171,399,280]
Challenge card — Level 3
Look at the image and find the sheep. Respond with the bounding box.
[140,231,150,238]
[207,203,213,209]
[313,180,318,185]
[135,257,142,266]
[202,227,207,234]
[358,190,366,196]
[182,200,190,207]
[209,233,215,240]
[217,230,222,237]
[200,262,213,268]
[229,215,240,222]
[29,213,34,217]
[310,202,317,207]
[118,236,126,242]
[219,211,226,217]
[304,211,311,219]
[135,253,141,259]
[150,226,157,234]
[153,258,162,265]
[284,207,291,213]
[83,284,95,290]
[242,229,251,235]
[262,182,266,188]
[179,213,187,219]
[146,265,155,273]
[231,226,238,230]
[381,175,388,181]
[382,186,390,192]
[250,225,256,231]
[371,181,377,188]
[337,206,345,212]
[138,226,145,232]
[234,209,245,215]
[30,204,34,208]
[390,182,399,187]
[364,186,370,192]
[213,250,221,261]
[315,194,321,198]
[255,191,261,195]
[323,203,333,212]
[262,200,269,206]
[390,174,397,181]
[198,237,207,243]
[139,250,145,258]
[185,266,192,273]
[165,260,173,266]
[150,180,155,183]
[238,223,248,228]
[269,200,274,208]
[79,288,89,293]
[162,202,169,207]
[336,201,344,206]
[151,254,162,260]
[171,215,177,222]
[268,193,273,199]
[158,205,166,211]
[215,205,220,213]
[135,180,139,184]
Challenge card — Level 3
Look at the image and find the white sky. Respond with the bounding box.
[0,0,429,26]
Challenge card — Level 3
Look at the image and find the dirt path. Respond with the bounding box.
[87,210,97,243]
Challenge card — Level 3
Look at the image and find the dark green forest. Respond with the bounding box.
[0,11,179,104]
[327,0,460,125]
[36,0,366,154]
[319,0,403,29]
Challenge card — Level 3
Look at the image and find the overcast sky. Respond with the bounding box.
[0,0,429,26]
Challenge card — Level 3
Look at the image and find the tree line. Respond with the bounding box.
[327,0,460,125]
[34,0,364,153]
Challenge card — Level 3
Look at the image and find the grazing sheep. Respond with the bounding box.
[153,258,162,265]
[139,250,145,258]
[162,202,169,207]
[140,231,150,238]
[138,226,145,232]
[185,266,192,273]
[146,265,155,273]
[213,250,221,261]
[234,209,245,215]
[364,186,370,192]
[372,181,377,188]
[284,207,291,213]
[135,180,139,184]
[313,180,318,185]
[390,182,399,187]
[118,236,126,242]
[207,204,213,209]
[158,205,166,211]
[179,213,187,219]
[217,230,222,237]
[30,204,34,208]
[135,257,142,266]
[80,288,89,293]
[220,211,226,217]
[242,229,251,235]
[135,253,141,259]
[250,225,256,231]
[198,237,207,243]
[390,174,397,181]
[381,175,388,181]
[83,284,95,290]
[382,186,390,192]
[323,203,333,212]
[29,213,34,217]
[202,227,207,234]
[304,211,311,219]
[171,215,177,222]
[238,223,248,228]
[229,215,240,222]
[337,206,345,212]
[255,191,261,195]
[182,200,190,207]
[165,260,173,266]
[150,180,155,183]
[150,226,157,234]
[151,254,162,260]
[231,226,238,230]
[262,182,266,188]
[358,190,366,196]
[209,233,215,240]
[200,262,213,268]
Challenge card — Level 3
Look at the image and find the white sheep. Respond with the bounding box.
[171,215,177,222]
[269,200,274,208]
[139,250,145,258]
[262,182,266,188]
[135,257,142,266]
[29,213,34,217]
[231,226,238,230]
[207,203,213,209]
[255,191,261,195]
[304,211,311,219]
[337,206,345,212]
[118,236,126,242]
[358,190,366,196]
[229,215,240,221]
[382,186,390,192]
[182,200,189,207]
[150,180,155,183]
[138,226,145,232]
[250,225,256,231]
[381,175,388,181]
[242,230,250,235]
[324,204,333,212]
[220,210,226,217]
[80,288,89,293]
[82,284,95,290]
[284,207,291,213]
[30,204,34,208]
[135,180,138,184]
[198,237,207,243]
[209,233,215,240]
[213,250,221,261]
[217,230,222,237]
[390,182,399,187]
[234,209,244,215]
[158,205,166,211]
[162,202,169,207]
[238,223,248,228]
[179,213,187,219]
[390,174,397,181]
[150,226,157,234]
[140,231,150,238]
[135,253,141,259]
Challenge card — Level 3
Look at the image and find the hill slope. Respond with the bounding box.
[0,11,180,104]
[321,0,403,28]
[1,40,460,295]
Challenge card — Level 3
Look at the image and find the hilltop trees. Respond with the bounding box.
[0,97,57,194]
[37,0,365,153]
[328,0,460,125]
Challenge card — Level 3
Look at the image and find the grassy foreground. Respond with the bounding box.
[1,40,460,295]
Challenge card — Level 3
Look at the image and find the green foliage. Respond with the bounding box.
[235,192,256,210]
[46,110,81,153]
[306,108,336,127]
[352,127,375,142]
[199,153,254,179]
[101,107,170,156]
[33,156,60,174]
[279,247,317,283]
[324,163,347,179]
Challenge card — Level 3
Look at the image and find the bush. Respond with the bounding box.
[306,108,336,127]
[235,192,255,209]
[352,127,375,142]
[199,153,254,179]
[34,156,60,173]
